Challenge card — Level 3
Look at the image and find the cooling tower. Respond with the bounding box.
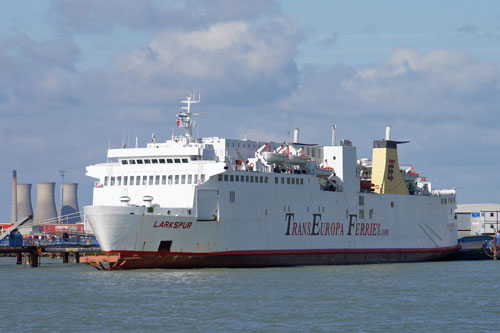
[60,183,80,224]
[33,182,58,223]
[16,184,33,223]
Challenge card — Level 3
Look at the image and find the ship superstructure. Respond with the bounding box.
[84,94,459,269]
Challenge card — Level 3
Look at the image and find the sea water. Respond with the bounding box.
[0,257,499,332]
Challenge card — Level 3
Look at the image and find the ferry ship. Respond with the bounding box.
[84,94,459,269]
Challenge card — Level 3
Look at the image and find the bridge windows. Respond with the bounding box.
[167,159,173,163]
[162,175,166,185]
[152,159,158,164]
[136,176,141,185]
[155,175,160,185]
[174,159,181,163]
[181,175,186,184]
[144,159,151,164]
[129,176,134,186]
[159,159,166,163]
[142,176,147,185]
[123,176,128,186]
[137,160,143,164]
[188,175,192,184]
[175,175,179,184]
[117,176,122,186]
[129,160,135,164]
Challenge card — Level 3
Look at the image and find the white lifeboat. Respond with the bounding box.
[262,151,289,165]
[316,167,334,177]
[289,154,308,166]
[289,147,309,166]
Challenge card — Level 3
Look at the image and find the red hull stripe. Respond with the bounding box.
[105,244,461,256]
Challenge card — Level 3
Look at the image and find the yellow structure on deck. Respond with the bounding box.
[371,140,409,195]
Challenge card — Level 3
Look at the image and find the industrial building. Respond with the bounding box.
[2,171,82,236]
[455,203,500,237]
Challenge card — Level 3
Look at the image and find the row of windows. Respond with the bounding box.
[218,174,305,185]
[441,197,456,204]
[359,208,374,219]
[219,174,269,184]
[104,174,205,186]
[121,158,190,165]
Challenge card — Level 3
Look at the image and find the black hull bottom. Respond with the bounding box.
[106,247,460,270]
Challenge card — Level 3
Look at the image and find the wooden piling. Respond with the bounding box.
[494,234,497,260]
[16,252,23,265]
[73,252,80,263]
[29,249,39,268]
[63,252,69,263]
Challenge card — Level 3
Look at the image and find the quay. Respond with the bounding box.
[0,236,100,267]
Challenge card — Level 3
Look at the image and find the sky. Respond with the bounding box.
[1,0,500,222]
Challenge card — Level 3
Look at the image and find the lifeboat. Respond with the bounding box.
[289,154,308,166]
[287,147,308,166]
[262,151,289,165]
[316,166,334,177]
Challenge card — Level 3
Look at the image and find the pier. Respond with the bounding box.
[0,236,100,267]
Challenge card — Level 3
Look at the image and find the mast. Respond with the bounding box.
[176,93,201,143]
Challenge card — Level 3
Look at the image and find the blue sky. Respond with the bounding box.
[1,0,500,222]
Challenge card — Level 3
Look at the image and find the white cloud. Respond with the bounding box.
[78,13,302,112]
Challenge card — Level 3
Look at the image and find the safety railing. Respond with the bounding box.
[0,237,99,247]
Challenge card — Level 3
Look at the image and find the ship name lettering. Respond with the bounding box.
[153,220,192,229]
[347,215,356,235]
[354,222,381,236]
[285,213,344,236]
[286,214,384,237]
[311,214,321,235]
[285,213,295,235]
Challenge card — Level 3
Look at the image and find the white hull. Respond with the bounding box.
[85,173,458,264]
